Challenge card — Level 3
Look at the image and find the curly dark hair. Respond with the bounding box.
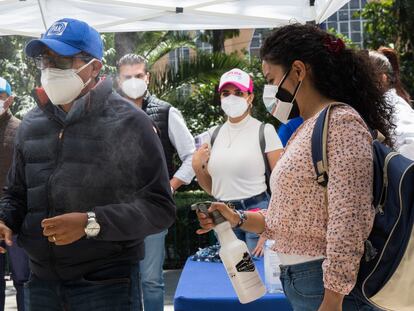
[260,24,395,147]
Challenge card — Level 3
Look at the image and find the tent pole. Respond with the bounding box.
[37,0,48,32]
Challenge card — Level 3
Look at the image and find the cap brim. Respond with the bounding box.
[219,82,250,93]
[25,38,81,58]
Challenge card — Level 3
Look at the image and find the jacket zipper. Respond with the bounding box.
[46,126,66,278]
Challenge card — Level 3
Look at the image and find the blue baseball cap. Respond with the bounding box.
[0,77,11,96]
[25,18,103,60]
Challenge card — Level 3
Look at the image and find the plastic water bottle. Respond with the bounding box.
[192,202,266,304]
[264,240,283,294]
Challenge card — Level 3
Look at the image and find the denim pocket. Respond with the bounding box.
[290,269,325,298]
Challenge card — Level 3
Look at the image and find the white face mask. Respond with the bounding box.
[121,78,147,99]
[262,71,302,124]
[41,59,95,106]
[0,99,5,115]
[221,95,249,118]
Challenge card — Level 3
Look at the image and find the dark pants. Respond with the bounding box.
[0,236,30,311]
[24,263,142,311]
[280,259,381,311]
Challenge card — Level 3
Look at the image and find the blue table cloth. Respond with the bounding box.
[174,257,293,311]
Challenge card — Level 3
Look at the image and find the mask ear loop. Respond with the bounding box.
[290,79,302,103]
[75,59,97,89]
[276,67,291,89]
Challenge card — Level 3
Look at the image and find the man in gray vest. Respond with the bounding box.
[117,54,195,311]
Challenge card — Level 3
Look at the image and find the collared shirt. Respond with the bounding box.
[167,107,195,184]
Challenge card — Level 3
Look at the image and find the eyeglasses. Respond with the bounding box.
[220,90,248,97]
[34,54,94,70]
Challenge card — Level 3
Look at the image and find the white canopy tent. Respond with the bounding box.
[0,0,349,37]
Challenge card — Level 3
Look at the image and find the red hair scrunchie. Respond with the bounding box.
[323,36,345,54]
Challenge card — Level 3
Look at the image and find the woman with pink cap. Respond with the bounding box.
[192,68,283,254]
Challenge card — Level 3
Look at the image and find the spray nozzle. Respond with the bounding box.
[191,201,226,225]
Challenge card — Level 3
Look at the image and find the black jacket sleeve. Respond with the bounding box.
[0,137,28,233]
[93,111,176,241]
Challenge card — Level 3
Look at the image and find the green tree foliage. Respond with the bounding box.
[362,0,414,96]
[151,51,278,136]
[0,36,38,118]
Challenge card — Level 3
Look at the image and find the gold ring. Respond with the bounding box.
[52,235,56,242]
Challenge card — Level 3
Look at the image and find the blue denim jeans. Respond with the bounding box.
[0,235,30,311]
[24,263,141,311]
[139,229,167,311]
[280,259,381,311]
[227,192,270,252]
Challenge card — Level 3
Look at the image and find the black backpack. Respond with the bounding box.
[312,103,414,311]
[210,123,272,194]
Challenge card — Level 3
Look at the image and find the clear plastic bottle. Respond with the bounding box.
[264,239,283,294]
[192,202,266,304]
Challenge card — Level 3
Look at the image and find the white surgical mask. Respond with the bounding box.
[121,78,147,99]
[0,99,5,115]
[262,71,301,124]
[41,59,95,106]
[221,95,249,118]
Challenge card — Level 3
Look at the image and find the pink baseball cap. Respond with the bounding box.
[218,68,253,93]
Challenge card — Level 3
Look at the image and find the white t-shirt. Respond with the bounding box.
[207,115,282,201]
[385,89,414,160]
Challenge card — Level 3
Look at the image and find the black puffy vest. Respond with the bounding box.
[142,94,176,177]
[0,78,175,280]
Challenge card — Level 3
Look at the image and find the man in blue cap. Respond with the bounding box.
[0,77,30,311]
[0,18,175,311]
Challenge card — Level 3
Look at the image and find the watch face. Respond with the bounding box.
[86,221,100,237]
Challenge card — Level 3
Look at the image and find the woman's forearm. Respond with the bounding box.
[194,167,212,195]
[239,211,266,234]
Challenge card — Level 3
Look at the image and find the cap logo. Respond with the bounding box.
[47,22,68,36]
[227,71,242,81]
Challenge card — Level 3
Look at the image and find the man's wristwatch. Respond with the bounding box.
[84,211,100,238]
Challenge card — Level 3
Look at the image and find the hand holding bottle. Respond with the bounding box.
[195,202,240,234]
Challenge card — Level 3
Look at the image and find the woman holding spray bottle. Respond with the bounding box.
[196,24,392,311]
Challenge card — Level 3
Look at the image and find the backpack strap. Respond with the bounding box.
[311,103,345,188]
[210,124,223,148]
[259,123,272,193]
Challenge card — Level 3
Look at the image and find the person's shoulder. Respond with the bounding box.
[146,94,171,109]
[108,92,153,125]
[329,104,371,134]
[19,106,45,126]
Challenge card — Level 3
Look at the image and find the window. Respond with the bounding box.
[169,47,190,72]
[351,21,361,32]
[327,22,338,30]
[249,29,272,58]
[328,14,337,22]
[339,10,349,21]
[350,0,360,9]
[339,22,349,34]
[351,32,361,43]
[321,0,367,48]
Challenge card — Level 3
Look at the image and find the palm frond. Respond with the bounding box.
[146,32,197,65]
[151,52,249,98]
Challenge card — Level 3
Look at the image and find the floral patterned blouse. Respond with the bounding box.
[263,105,375,295]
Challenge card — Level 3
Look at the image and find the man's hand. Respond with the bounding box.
[0,221,13,253]
[41,213,88,246]
[317,289,344,311]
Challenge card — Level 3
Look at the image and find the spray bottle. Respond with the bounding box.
[191,202,266,304]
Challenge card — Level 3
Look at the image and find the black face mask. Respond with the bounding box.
[275,87,301,120]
